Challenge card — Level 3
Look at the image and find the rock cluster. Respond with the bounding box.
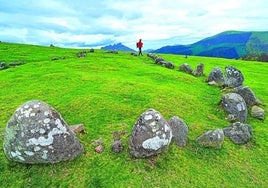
[203,65,265,147]
[178,63,204,77]
[147,53,175,69]
[207,66,265,121]
[129,109,188,158]
[3,100,84,164]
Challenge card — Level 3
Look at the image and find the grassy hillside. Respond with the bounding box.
[154,31,268,59]
[0,42,267,187]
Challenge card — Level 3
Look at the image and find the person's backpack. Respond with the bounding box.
[136,42,138,48]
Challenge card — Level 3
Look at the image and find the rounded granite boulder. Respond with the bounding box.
[129,108,172,158]
[3,100,84,164]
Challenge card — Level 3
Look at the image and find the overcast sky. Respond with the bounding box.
[0,0,268,50]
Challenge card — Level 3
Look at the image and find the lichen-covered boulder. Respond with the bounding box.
[232,86,257,107]
[224,66,244,87]
[221,93,248,123]
[251,105,265,120]
[196,129,224,149]
[207,67,224,85]
[192,63,204,77]
[129,109,172,158]
[223,122,253,144]
[3,100,84,164]
[169,116,188,147]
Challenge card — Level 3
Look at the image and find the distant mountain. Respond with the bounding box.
[101,43,135,52]
[153,31,268,59]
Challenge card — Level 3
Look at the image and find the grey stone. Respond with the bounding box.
[224,66,244,87]
[9,61,25,67]
[165,62,175,69]
[0,62,8,70]
[77,51,86,58]
[221,93,248,123]
[232,86,257,106]
[89,48,94,52]
[3,100,84,164]
[192,63,204,76]
[169,116,188,147]
[196,129,224,149]
[223,122,253,144]
[207,67,224,85]
[129,108,172,158]
[179,63,193,74]
[251,105,265,120]
[112,140,124,153]
[51,57,59,61]
[155,57,165,64]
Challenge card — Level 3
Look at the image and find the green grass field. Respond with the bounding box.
[0,42,267,187]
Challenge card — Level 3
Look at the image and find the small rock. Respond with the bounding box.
[89,48,94,52]
[51,57,59,61]
[112,140,124,153]
[223,122,253,144]
[69,124,85,134]
[251,105,265,120]
[95,145,104,153]
[196,129,224,149]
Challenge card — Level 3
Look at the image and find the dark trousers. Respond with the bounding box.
[138,48,142,56]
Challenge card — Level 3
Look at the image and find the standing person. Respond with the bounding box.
[136,39,143,56]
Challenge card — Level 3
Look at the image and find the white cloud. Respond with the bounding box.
[0,0,268,49]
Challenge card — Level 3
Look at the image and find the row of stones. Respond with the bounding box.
[144,54,265,150]
[147,53,204,76]
[0,61,25,70]
[51,49,95,61]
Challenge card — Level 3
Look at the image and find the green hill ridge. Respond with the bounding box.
[0,42,267,187]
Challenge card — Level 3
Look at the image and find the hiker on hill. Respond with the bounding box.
[136,39,143,56]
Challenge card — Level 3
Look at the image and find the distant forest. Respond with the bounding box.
[241,53,268,62]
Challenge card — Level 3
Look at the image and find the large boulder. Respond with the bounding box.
[169,116,188,147]
[251,105,265,120]
[192,63,204,77]
[221,93,248,123]
[223,122,253,144]
[224,66,244,87]
[232,86,257,107]
[196,129,224,149]
[129,109,172,158]
[207,67,224,85]
[179,63,193,74]
[3,100,84,164]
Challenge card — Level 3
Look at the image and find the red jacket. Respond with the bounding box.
[137,40,143,48]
